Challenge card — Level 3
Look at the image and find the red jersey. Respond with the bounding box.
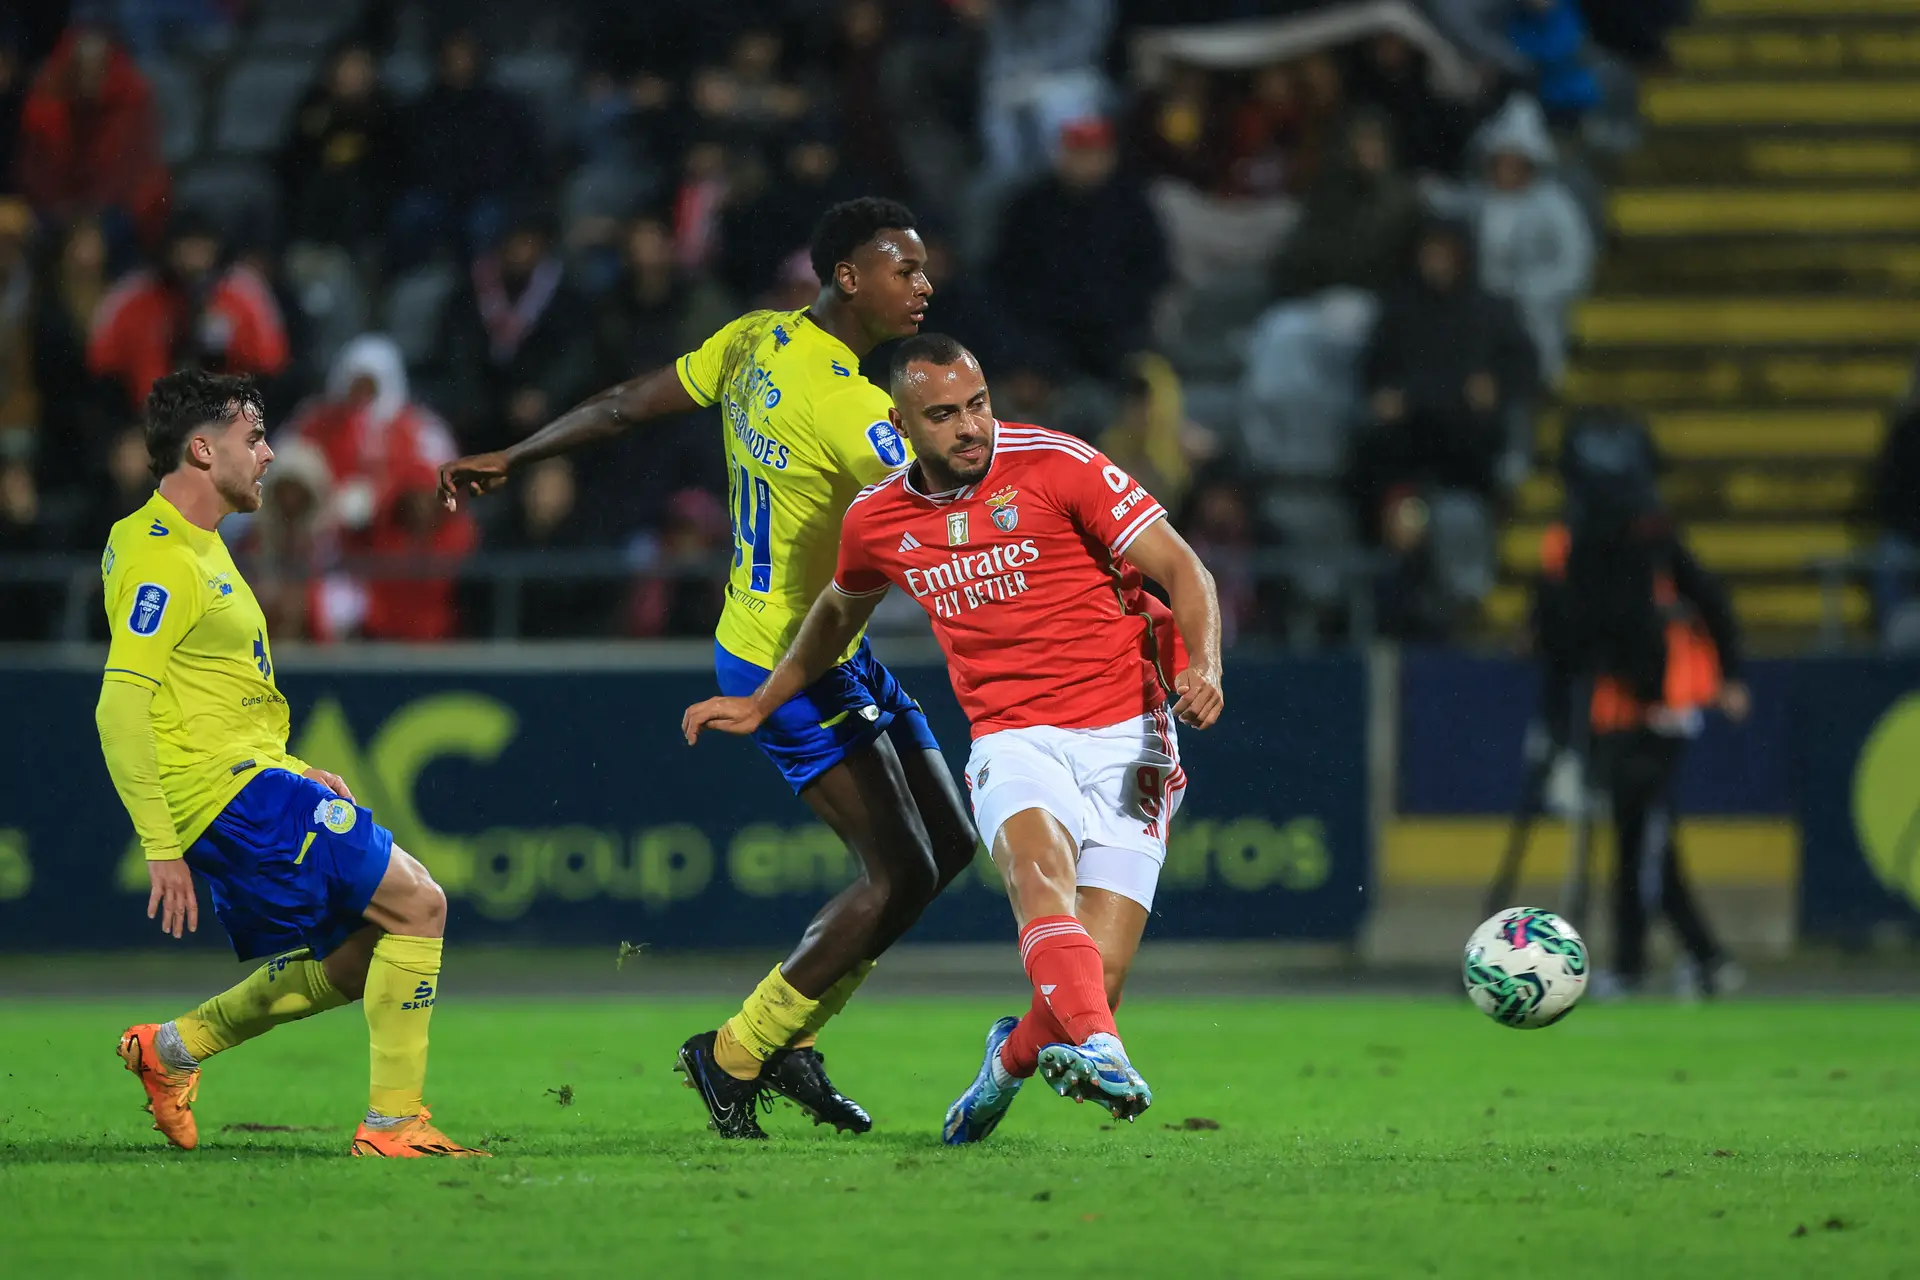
[833,422,1187,737]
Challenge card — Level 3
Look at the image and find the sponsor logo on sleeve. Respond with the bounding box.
[127,583,169,636]
[867,420,908,467]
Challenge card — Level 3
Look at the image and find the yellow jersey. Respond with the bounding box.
[676,309,910,668]
[101,492,305,851]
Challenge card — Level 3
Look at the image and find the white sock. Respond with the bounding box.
[154,1021,200,1074]
[362,1110,416,1128]
[989,1051,1017,1090]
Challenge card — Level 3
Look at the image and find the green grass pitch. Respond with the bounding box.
[2,996,1916,1278]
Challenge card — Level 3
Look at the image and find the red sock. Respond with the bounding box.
[998,989,1067,1079]
[1018,915,1116,1046]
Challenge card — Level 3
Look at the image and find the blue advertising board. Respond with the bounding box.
[1397,649,1794,816]
[1792,657,1920,941]
[0,655,1369,951]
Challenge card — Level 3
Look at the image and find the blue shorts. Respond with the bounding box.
[184,768,395,962]
[714,637,942,794]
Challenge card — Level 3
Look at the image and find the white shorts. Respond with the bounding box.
[964,709,1188,911]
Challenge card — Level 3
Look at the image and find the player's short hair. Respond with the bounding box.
[144,369,266,481]
[809,197,917,292]
[889,332,974,397]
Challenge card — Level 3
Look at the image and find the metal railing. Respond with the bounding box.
[0,547,1394,646]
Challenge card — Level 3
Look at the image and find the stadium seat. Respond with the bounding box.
[381,50,433,103]
[214,57,321,155]
[1259,484,1359,612]
[141,56,204,166]
[248,0,365,52]
[283,242,371,374]
[172,157,281,247]
[492,52,579,148]
[381,263,459,368]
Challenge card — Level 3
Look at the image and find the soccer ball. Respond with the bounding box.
[1463,907,1589,1029]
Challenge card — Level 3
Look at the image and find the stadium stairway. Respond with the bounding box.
[1487,0,1920,643]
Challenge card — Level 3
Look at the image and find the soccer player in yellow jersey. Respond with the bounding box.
[440,198,978,1137]
[99,370,484,1158]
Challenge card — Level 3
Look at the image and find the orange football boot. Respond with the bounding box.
[117,1023,200,1150]
[350,1107,490,1158]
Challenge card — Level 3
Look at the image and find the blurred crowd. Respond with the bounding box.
[0,0,1692,643]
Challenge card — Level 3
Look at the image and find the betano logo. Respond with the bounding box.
[1853,693,1920,910]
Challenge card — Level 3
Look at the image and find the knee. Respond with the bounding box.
[1008,855,1074,915]
[391,871,447,938]
[879,846,939,910]
[929,829,979,885]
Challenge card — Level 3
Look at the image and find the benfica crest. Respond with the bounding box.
[985,486,1019,533]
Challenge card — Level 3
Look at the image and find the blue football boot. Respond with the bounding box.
[1036,1032,1153,1122]
[941,1016,1024,1145]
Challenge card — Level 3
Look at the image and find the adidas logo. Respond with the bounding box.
[898,531,922,553]
[1041,984,1057,996]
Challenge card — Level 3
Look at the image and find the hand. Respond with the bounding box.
[438,451,512,511]
[1465,372,1498,414]
[1370,389,1406,423]
[1171,666,1223,730]
[146,858,199,939]
[682,696,767,745]
[303,766,354,802]
[1718,680,1751,724]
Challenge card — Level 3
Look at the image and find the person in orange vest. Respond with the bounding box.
[1550,413,1750,997]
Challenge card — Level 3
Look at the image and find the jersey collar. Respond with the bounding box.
[797,309,861,373]
[146,491,219,550]
[904,421,1000,507]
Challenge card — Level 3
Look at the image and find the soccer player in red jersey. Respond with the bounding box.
[684,334,1223,1138]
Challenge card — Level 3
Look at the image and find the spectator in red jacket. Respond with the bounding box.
[85,211,289,412]
[15,23,170,246]
[360,453,477,642]
[282,334,458,537]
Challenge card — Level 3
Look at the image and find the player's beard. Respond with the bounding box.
[217,465,265,514]
[941,443,993,487]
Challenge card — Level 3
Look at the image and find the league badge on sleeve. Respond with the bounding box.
[986,486,1019,533]
[128,583,169,636]
[867,420,908,468]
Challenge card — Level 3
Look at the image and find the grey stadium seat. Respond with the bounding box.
[380,50,432,103]
[172,158,281,247]
[381,263,459,368]
[492,52,578,147]
[214,58,320,155]
[142,57,204,166]
[249,0,365,52]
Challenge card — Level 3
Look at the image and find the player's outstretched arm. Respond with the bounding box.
[96,681,198,937]
[438,364,698,509]
[683,586,885,744]
[1121,520,1225,730]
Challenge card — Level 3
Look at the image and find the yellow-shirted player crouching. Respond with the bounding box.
[99,370,484,1158]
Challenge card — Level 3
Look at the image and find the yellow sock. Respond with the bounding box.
[788,959,876,1050]
[363,934,442,1118]
[174,951,347,1062]
[715,965,819,1080]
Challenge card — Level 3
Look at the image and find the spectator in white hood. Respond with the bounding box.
[282,333,460,534]
[1457,95,1593,384]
